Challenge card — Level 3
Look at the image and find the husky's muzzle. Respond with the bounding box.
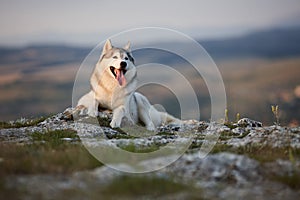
[110,61,127,86]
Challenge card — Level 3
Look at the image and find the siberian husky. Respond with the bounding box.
[76,39,181,131]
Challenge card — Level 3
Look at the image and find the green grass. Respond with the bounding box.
[106,133,136,139]
[156,131,176,136]
[0,175,203,200]
[224,122,238,129]
[209,143,300,164]
[97,116,111,127]
[101,175,201,199]
[272,172,300,190]
[0,143,102,176]
[188,139,300,164]
[0,129,102,176]
[31,129,79,147]
[117,142,160,153]
[210,144,233,154]
[0,116,47,129]
[0,128,103,198]
[235,145,300,163]
[218,130,250,140]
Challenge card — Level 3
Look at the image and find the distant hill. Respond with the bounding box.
[0,26,300,124]
[0,45,90,67]
[1,26,300,64]
[201,27,300,60]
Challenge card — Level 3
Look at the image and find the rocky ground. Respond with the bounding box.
[0,108,300,200]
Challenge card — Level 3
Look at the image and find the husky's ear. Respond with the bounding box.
[102,39,113,54]
[124,41,131,52]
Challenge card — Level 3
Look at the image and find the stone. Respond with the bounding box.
[236,118,263,127]
[1,107,300,199]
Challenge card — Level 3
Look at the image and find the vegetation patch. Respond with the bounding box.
[118,142,160,153]
[105,132,136,139]
[31,129,79,147]
[101,175,199,198]
[219,130,250,140]
[0,129,102,176]
[97,116,111,127]
[272,171,300,190]
[235,145,300,163]
[0,116,47,129]
[0,143,102,176]
[156,131,176,136]
[224,122,238,129]
[209,143,300,164]
[210,144,233,154]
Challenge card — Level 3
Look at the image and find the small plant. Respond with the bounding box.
[223,108,240,129]
[224,108,241,124]
[271,105,280,126]
[236,113,240,122]
[224,108,229,124]
[289,148,296,167]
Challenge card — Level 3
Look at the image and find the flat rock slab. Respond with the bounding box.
[1,108,300,199]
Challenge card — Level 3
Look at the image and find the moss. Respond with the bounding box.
[31,129,79,147]
[118,142,160,153]
[156,131,176,136]
[211,144,233,153]
[236,145,293,163]
[218,130,235,140]
[0,116,47,129]
[105,132,136,139]
[97,116,111,127]
[219,129,250,140]
[0,121,13,129]
[224,122,238,129]
[208,143,300,165]
[217,143,300,163]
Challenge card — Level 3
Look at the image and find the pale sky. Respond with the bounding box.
[0,0,300,46]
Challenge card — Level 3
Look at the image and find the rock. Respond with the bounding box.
[231,127,246,136]
[1,107,300,199]
[236,118,262,127]
[166,152,261,185]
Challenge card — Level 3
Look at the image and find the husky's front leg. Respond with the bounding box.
[110,105,135,128]
[77,91,99,117]
[110,106,126,128]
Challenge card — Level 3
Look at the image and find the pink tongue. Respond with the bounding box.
[115,69,126,86]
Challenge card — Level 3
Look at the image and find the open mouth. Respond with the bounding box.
[110,66,127,86]
[110,66,127,77]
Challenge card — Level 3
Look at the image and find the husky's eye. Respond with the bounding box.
[113,56,118,59]
[124,57,128,60]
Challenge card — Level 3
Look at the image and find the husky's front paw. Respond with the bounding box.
[111,107,125,128]
[110,119,121,128]
[87,109,98,117]
[146,122,156,131]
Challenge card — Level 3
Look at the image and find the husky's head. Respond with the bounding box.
[99,39,136,86]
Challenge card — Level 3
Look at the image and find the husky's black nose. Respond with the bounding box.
[120,61,127,69]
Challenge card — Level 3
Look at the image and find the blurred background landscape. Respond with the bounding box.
[0,0,300,126]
